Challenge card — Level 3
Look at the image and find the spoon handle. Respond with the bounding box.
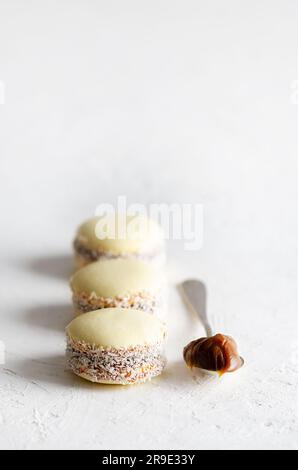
[179,279,213,337]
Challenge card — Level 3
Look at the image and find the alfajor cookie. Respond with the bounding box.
[73,214,165,268]
[70,258,166,316]
[66,308,166,385]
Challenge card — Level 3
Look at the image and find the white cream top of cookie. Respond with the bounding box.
[70,258,164,298]
[66,308,166,348]
[75,214,164,254]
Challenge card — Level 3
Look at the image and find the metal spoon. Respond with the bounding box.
[179,279,212,336]
[179,279,244,372]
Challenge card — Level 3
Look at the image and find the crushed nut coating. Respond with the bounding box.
[66,336,166,384]
[72,290,163,315]
[73,238,164,267]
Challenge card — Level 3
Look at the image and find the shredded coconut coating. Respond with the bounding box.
[72,290,163,315]
[66,336,166,385]
[73,238,165,267]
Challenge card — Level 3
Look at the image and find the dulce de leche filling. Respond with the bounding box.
[183,333,243,375]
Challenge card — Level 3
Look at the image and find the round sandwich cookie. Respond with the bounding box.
[73,214,165,268]
[70,257,166,315]
[66,308,167,385]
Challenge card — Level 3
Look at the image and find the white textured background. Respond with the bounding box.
[1,0,298,450]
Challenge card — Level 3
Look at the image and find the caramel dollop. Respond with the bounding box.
[183,333,243,375]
